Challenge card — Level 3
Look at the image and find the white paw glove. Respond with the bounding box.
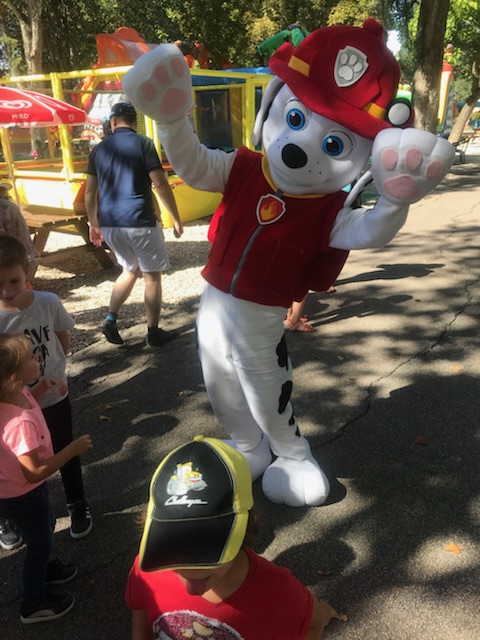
[371,128,455,205]
[122,43,193,124]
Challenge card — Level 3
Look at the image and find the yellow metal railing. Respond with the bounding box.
[0,64,272,208]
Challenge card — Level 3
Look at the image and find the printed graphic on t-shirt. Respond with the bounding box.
[153,611,243,639]
[23,324,51,378]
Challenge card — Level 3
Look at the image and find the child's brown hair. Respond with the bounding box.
[0,333,32,399]
[0,235,29,273]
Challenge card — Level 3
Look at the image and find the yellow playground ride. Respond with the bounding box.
[0,28,456,229]
[0,28,271,228]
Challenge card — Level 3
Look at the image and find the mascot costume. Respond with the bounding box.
[123,19,454,507]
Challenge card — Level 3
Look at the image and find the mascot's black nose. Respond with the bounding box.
[281,144,308,168]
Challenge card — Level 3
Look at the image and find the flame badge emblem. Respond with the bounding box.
[256,194,286,225]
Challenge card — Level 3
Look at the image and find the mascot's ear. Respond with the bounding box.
[251,76,284,147]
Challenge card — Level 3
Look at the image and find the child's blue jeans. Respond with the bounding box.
[0,482,55,611]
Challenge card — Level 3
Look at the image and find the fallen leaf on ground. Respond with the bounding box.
[415,435,428,445]
[102,403,113,410]
[444,542,461,554]
[99,415,111,422]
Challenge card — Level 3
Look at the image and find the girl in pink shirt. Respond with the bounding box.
[0,333,92,624]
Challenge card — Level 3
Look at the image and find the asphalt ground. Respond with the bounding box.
[1,151,479,639]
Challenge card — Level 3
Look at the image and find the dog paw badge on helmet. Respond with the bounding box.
[335,47,369,87]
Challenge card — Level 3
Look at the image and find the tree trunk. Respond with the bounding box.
[448,57,480,143]
[18,1,42,74]
[413,0,450,132]
[2,0,43,74]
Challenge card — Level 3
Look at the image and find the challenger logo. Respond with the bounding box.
[256,193,286,225]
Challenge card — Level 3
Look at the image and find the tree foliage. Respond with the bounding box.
[0,0,345,73]
[267,0,335,31]
[39,0,180,72]
[0,0,469,138]
[0,0,42,74]
[163,0,253,68]
[0,0,181,74]
[327,0,393,28]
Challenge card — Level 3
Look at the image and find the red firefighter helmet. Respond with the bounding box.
[269,18,408,140]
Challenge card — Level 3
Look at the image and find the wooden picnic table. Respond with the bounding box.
[21,204,114,268]
[465,128,480,142]
[452,137,471,163]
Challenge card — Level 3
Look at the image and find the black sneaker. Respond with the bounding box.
[146,327,176,347]
[102,320,124,345]
[45,559,78,584]
[20,593,75,624]
[0,518,22,550]
[66,500,92,539]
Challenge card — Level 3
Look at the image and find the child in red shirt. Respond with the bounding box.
[126,436,346,639]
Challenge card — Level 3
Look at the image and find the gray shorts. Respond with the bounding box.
[101,223,171,273]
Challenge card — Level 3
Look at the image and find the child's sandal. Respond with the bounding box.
[284,316,309,326]
[286,319,315,333]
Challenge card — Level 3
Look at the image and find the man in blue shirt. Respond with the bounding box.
[85,103,183,347]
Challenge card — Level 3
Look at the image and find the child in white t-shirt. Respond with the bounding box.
[0,235,92,548]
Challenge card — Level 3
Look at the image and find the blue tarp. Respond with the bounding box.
[191,67,272,86]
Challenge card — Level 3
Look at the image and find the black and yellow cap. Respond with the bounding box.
[139,436,253,572]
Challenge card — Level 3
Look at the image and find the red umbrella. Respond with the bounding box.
[0,87,87,204]
[0,86,86,127]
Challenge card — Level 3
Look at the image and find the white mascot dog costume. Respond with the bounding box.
[123,19,454,507]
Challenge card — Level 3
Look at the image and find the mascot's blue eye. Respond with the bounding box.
[322,132,354,158]
[322,135,344,156]
[286,108,306,130]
